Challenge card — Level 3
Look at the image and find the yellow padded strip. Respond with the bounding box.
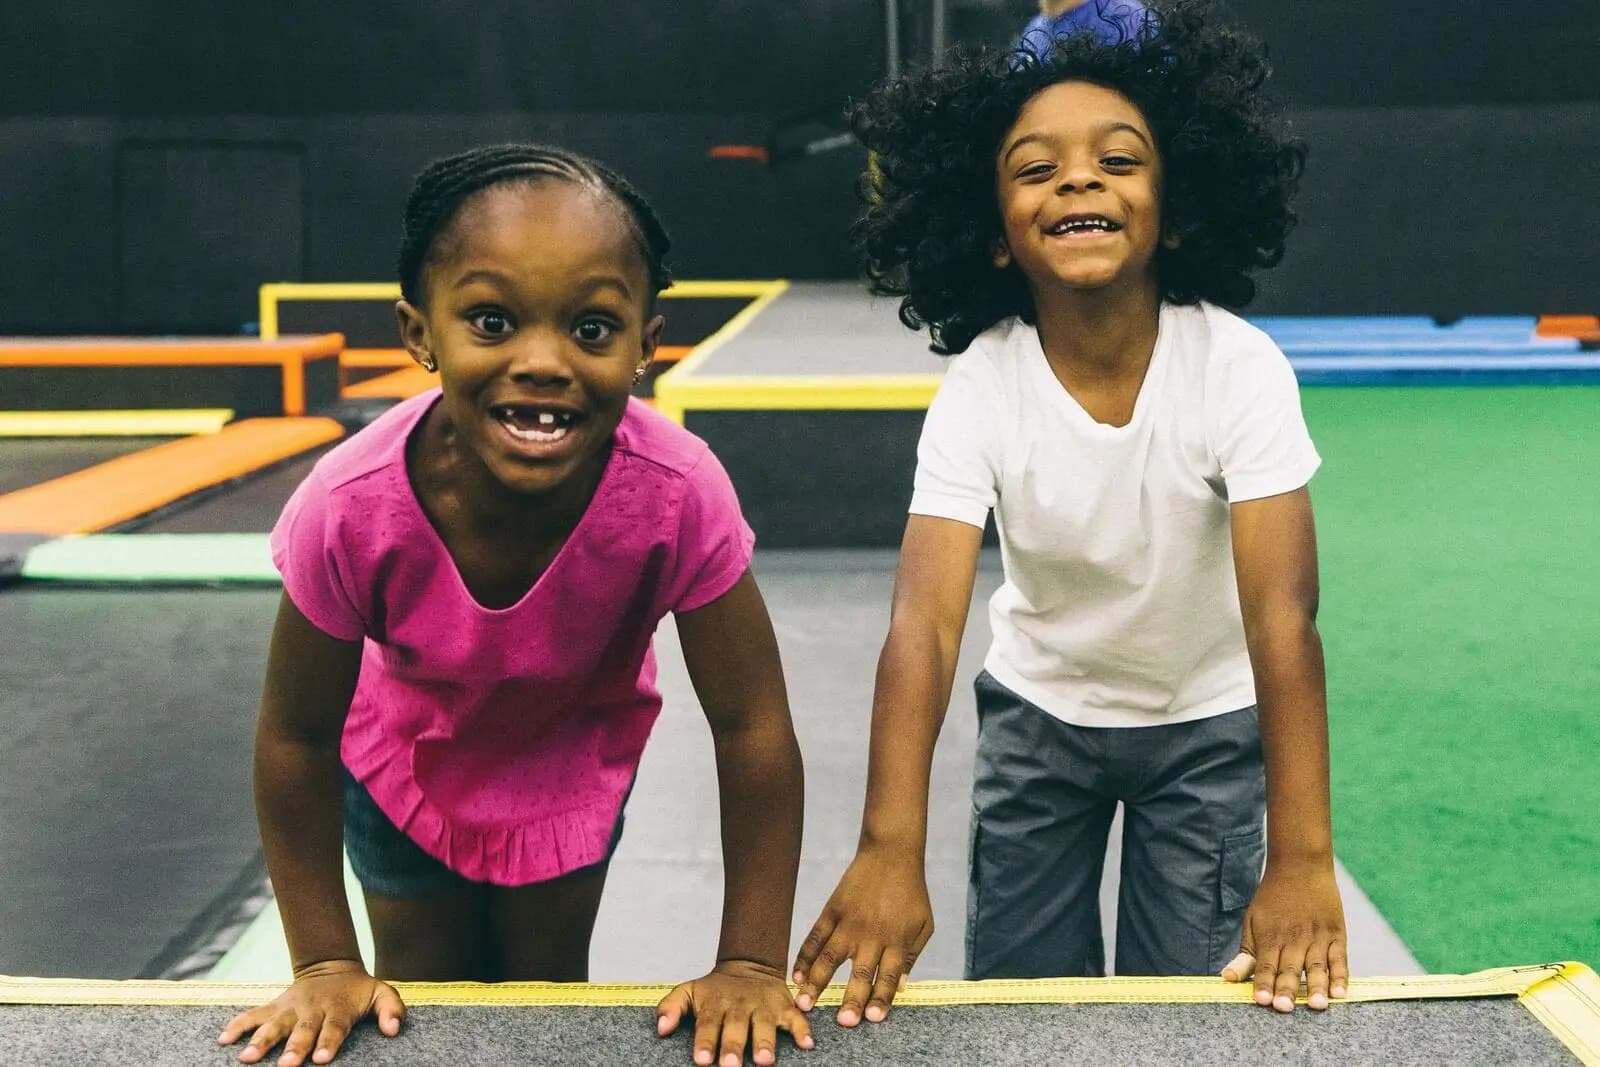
[0,410,233,437]
[0,963,1579,1009]
[657,374,942,413]
[1521,962,1600,1066]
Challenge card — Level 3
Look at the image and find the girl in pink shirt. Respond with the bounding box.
[220,144,811,1067]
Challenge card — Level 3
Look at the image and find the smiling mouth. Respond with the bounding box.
[490,404,582,446]
[1046,215,1123,236]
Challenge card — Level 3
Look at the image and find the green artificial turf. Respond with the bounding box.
[1304,387,1600,973]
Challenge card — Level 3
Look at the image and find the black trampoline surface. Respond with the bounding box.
[0,998,1580,1065]
[0,438,177,495]
[0,588,276,978]
[129,448,332,534]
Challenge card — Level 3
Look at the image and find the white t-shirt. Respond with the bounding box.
[910,302,1321,728]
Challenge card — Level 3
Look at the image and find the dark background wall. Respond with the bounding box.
[2,1,1596,334]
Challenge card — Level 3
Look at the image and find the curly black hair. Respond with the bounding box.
[397,143,673,309]
[852,0,1306,354]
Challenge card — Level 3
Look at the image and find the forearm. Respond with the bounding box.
[712,714,805,972]
[858,618,960,858]
[1250,613,1334,865]
[254,730,362,972]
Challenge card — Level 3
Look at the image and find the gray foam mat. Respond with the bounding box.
[0,999,1578,1066]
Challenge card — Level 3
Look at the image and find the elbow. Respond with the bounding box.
[886,605,963,669]
[1243,593,1320,649]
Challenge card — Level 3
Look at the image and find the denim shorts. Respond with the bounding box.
[341,767,628,898]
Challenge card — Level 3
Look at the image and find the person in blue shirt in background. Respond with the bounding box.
[1020,0,1150,56]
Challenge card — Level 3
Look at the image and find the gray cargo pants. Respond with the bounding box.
[966,670,1267,979]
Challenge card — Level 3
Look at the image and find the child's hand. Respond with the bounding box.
[218,959,406,1066]
[1220,858,1348,1014]
[791,846,933,1026]
[656,959,814,1066]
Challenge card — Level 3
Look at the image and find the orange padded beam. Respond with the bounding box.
[342,365,436,400]
[1537,315,1600,342]
[0,417,344,535]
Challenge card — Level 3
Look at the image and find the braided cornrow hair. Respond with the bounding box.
[397,143,674,308]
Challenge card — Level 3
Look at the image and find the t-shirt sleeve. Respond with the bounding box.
[908,355,1002,529]
[1209,333,1322,503]
[268,471,367,641]
[668,449,757,614]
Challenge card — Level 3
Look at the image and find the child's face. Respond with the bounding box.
[399,181,662,497]
[993,80,1165,298]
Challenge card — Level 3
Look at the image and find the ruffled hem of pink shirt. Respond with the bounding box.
[343,733,620,886]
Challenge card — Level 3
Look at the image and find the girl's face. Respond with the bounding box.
[397,181,662,498]
[993,80,1166,298]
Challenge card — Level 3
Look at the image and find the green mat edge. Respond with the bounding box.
[20,533,281,584]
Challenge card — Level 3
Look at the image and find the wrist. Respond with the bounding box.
[291,957,367,981]
[1266,846,1335,873]
[858,819,926,860]
[713,956,786,979]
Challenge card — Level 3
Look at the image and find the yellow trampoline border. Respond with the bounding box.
[3,964,1595,1062]
[258,281,784,342]
[0,410,234,437]
[646,279,943,425]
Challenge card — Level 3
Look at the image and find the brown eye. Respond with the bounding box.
[468,310,513,335]
[575,319,616,344]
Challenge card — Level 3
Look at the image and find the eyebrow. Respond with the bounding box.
[1002,121,1154,163]
[452,269,634,300]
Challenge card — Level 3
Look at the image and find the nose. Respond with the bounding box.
[506,328,574,385]
[1055,156,1104,193]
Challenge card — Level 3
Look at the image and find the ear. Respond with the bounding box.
[395,300,435,371]
[992,237,1013,269]
[639,312,665,371]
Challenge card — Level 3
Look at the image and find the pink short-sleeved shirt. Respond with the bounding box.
[269,391,755,885]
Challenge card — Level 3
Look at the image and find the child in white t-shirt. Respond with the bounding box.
[793,0,1350,1027]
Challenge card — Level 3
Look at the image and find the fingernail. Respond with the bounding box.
[1333,984,1347,997]
[1255,989,1273,1005]
[865,1006,884,1022]
[838,1009,858,1026]
[1309,993,1329,1010]
[695,1052,712,1066]
[800,1035,815,1049]
[795,994,812,1011]
[793,970,804,984]
[1275,995,1294,1012]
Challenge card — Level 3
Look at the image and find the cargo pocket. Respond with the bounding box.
[1209,826,1265,971]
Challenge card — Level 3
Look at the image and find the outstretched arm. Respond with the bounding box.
[793,513,984,1025]
[219,594,404,1066]
[1222,486,1348,1012]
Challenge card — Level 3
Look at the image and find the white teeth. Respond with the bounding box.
[538,412,556,425]
[1051,218,1116,235]
[502,422,569,444]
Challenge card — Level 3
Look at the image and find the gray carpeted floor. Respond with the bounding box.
[0,999,1578,1066]
[695,283,939,378]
